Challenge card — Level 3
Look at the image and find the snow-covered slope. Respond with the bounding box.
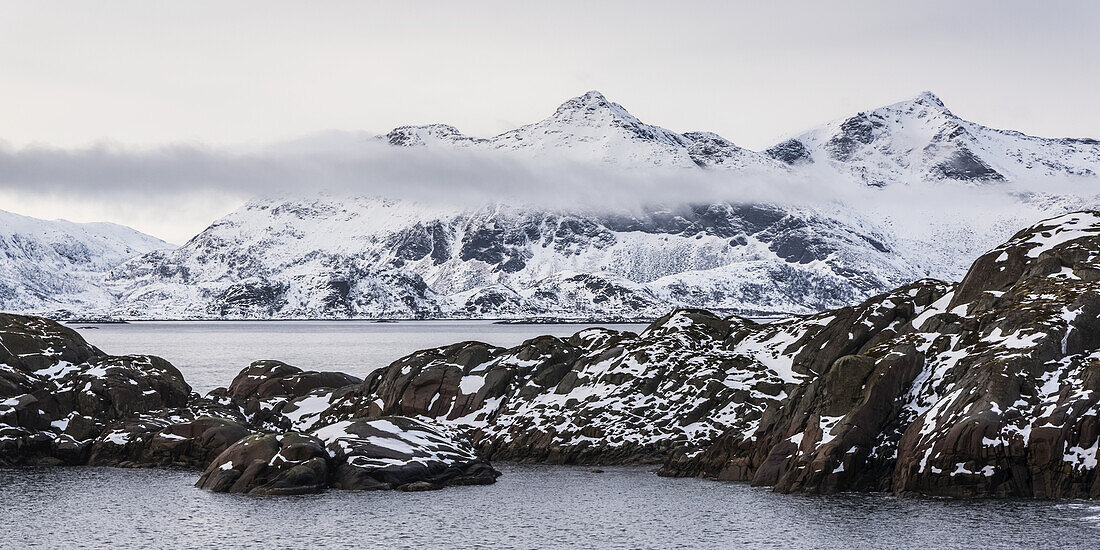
[767,91,1100,186]
[0,210,170,316]
[105,197,932,318]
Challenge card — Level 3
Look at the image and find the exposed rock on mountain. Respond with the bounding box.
[103,197,944,319]
[6,90,1097,321]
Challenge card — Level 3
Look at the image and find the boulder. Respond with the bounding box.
[218,360,361,431]
[196,416,500,494]
[312,417,499,490]
[88,416,251,469]
[195,432,331,495]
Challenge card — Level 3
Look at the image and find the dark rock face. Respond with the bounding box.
[660,211,1100,499]
[314,417,499,490]
[88,416,251,469]
[826,114,883,161]
[195,417,498,495]
[765,139,812,165]
[681,131,773,169]
[926,145,1004,181]
[0,314,500,494]
[212,280,287,317]
[463,286,525,316]
[226,360,360,403]
[195,433,331,495]
[317,284,945,466]
[0,314,192,466]
[215,360,362,432]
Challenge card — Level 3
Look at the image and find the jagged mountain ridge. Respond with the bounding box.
[386,89,1100,185]
[385,90,788,171]
[104,198,924,318]
[0,210,169,316]
[769,91,1100,186]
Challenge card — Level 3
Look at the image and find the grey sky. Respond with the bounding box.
[0,0,1097,242]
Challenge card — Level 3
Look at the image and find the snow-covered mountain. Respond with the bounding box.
[385,90,786,171]
[16,89,1100,319]
[766,91,1100,186]
[105,197,936,318]
[0,210,170,316]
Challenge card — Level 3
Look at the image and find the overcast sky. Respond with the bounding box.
[1,0,1098,243]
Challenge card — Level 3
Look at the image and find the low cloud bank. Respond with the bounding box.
[0,136,1096,242]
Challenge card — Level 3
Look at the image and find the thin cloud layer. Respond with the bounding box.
[0,136,1095,243]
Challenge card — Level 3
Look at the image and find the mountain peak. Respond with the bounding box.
[579,90,608,102]
[889,90,953,117]
[552,90,632,119]
[384,124,485,147]
[915,90,945,106]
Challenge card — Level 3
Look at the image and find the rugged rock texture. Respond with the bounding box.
[0,314,192,465]
[660,211,1100,499]
[213,360,362,431]
[314,417,499,490]
[194,432,331,495]
[0,314,500,494]
[299,280,947,465]
[106,198,937,320]
[88,415,251,469]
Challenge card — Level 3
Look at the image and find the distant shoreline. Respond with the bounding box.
[61,313,794,325]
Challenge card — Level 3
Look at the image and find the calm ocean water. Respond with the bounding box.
[74,320,650,392]
[3,322,1096,549]
[3,463,1098,549]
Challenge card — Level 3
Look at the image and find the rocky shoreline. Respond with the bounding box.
[0,320,499,494]
[2,211,1099,498]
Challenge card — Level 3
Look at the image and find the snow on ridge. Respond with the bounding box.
[0,208,171,316]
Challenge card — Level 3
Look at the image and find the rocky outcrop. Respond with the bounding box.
[312,280,948,465]
[194,417,498,495]
[660,211,1100,499]
[0,314,500,494]
[194,432,331,495]
[317,417,498,491]
[0,314,192,465]
[88,415,251,469]
[211,360,362,431]
[267,211,1099,499]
